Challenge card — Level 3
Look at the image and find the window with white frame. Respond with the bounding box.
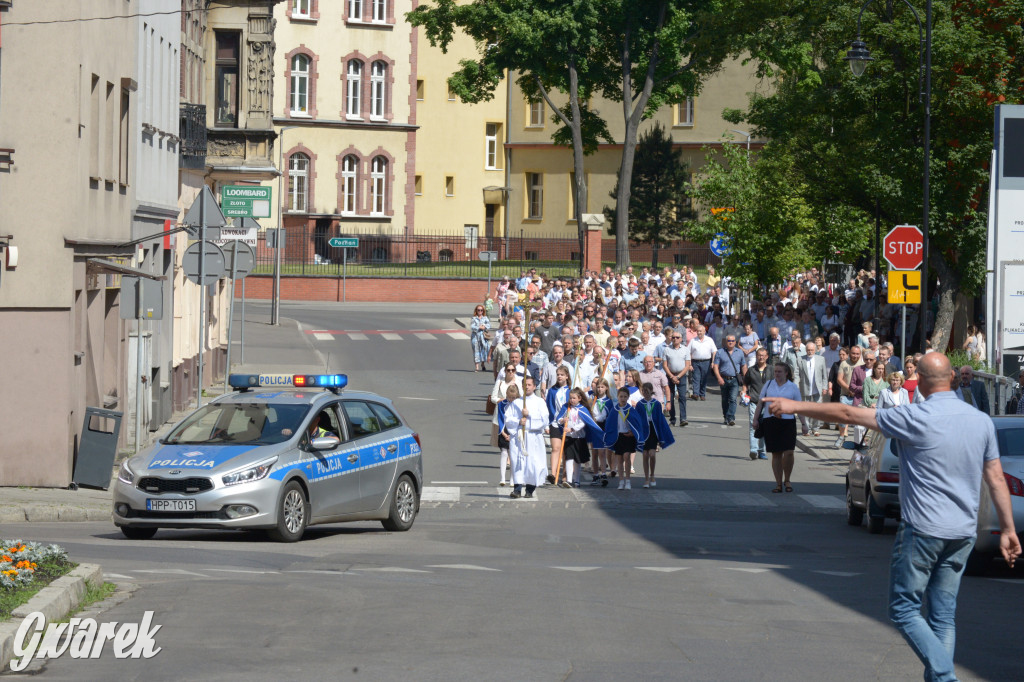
[485,123,500,169]
[346,60,362,118]
[287,153,310,212]
[292,0,311,18]
[348,0,362,21]
[528,99,544,127]
[372,0,386,22]
[290,54,310,115]
[341,155,358,214]
[527,172,543,219]
[370,61,387,119]
[675,97,694,126]
[370,156,387,215]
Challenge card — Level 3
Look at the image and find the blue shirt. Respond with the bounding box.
[874,391,999,539]
[619,350,647,374]
[713,347,746,377]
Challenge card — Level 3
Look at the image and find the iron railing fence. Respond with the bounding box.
[179,103,207,170]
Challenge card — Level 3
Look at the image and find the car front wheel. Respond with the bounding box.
[381,474,418,532]
[267,480,308,542]
[120,526,158,540]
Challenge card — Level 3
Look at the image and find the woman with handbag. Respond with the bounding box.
[752,362,801,493]
[470,305,491,372]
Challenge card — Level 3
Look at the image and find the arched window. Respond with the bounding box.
[370,61,387,119]
[341,155,358,214]
[287,153,310,212]
[370,156,387,215]
[346,60,363,118]
[438,249,453,262]
[290,54,310,115]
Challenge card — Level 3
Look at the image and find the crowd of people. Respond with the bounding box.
[469,264,994,494]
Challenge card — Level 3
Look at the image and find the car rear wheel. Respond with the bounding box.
[120,526,158,540]
[381,474,418,532]
[867,490,885,534]
[267,480,308,542]
[846,486,864,527]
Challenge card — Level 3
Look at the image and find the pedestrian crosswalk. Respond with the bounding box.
[306,329,469,342]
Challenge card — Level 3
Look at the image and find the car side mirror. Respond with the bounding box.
[842,440,858,451]
[311,435,341,451]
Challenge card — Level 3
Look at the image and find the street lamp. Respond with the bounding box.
[729,129,752,157]
[846,0,931,353]
[271,125,300,325]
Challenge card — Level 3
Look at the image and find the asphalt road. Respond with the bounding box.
[6,302,1021,681]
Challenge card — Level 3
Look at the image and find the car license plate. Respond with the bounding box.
[146,499,196,512]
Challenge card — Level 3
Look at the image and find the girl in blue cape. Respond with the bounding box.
[545,366,572,484]
[552,388,606,487]
[588,378,613,486]
[602,387,648,490]
[495,384,520,487]
[637,382,675,488]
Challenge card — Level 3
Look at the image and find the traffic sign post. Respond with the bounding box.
[328,237,360,302]
[883,225,924,271]
[478,251,498,296]
[221,185,272,218]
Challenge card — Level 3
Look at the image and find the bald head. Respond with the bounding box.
[917,353,953,397]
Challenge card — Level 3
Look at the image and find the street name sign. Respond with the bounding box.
[883,225,924,271]
[221,185,272,218]
[329,237,359,248]
[477,251,498,261]
[888,270,922,305]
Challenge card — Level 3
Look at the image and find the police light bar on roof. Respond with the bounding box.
[227,374,348,390]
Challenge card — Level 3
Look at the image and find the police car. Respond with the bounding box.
[112,373,423,542]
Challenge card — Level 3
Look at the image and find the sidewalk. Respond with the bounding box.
[1,316,319,525]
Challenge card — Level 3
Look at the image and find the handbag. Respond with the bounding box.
[485,396,496,415]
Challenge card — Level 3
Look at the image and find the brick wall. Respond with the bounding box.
[238,275,492,304]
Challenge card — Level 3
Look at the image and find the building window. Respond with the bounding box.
[525,251,539,261]
[445,176,455,197]
[447,83,456,101]
[370,61,387,119]
[485,123,501,170]
[675,97,695,127]
[527,172,543,219]
[292,0,311,18]
[348,0,362,21]
[214,31,240,127]
[370,156,387,215]
[290,54,310,115]
[416,79,425,101]
[414,175,423,195]
[119,87,130,186]
[439,249,454,262]
[528,99,544,127]
[346,60,362,118]
[372,0,386,22]
[288,153,310,212]
[341,155,358,214]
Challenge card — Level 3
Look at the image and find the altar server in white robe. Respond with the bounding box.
[503,375,550,499]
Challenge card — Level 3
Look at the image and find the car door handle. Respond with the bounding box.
[347,454,359,463]
[387,444,398,454]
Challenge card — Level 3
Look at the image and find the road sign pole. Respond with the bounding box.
[902,305,907,358]
[136,277,144,454]
[343,248,347,302]
[487,257,493,297]
[197,188,206,408]
[223,242,238,394]
[240,279,245,365]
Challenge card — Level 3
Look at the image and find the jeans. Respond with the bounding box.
[747,401,765,455]
[692,359,711,398]
[667,376,688,423]
[889,522,975,682]
[720,376,739,421]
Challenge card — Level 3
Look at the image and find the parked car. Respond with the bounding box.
[845,431,901,534]
[966,416,1024,575]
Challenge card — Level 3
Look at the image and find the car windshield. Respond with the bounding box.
[997,427,1024,459]
[162,402,310,445]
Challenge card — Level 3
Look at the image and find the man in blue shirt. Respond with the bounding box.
[763,353,1019,682]
[711,335,747,426]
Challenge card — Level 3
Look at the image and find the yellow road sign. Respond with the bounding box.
[888,270,922,304]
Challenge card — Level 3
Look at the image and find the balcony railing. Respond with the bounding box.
[179,103,207,170]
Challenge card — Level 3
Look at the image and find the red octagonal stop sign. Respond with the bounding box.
[883,225,924,270]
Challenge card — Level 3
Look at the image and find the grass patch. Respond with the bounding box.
[55,581,117,623]
[0,559,76,621]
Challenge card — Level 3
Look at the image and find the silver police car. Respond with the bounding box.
[113,373,423,542]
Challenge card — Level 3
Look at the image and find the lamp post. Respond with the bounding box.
[846,0,931,353]
[271,125,299,325]
[729,129,752,157]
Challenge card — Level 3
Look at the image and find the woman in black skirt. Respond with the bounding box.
[752,362,802,493]
[555,388,592,488]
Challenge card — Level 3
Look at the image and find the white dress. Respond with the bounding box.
[504,394,550,487]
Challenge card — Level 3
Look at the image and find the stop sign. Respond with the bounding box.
[883,225,924,270]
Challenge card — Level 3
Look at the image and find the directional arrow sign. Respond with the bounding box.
[329,237,359,248]
[888,270,922,304]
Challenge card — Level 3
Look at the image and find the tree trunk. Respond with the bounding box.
[567,63,588,278]
[929,251,959,353]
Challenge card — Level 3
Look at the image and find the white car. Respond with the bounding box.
[967,416,1024,575]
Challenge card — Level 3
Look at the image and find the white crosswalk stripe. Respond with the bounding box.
[799,494,847,509]
[382,333,403,340]
[313,333,335,341]
[414,333,437,340]
[347,333,368,340]
[723,492,775,507]
[422,486,460,502]
[448,332,470,340]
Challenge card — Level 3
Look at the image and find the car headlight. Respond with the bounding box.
[118,461,135,485]
[221,457,278,487]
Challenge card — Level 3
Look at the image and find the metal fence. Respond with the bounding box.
[253,225,717,279]
[975,371,1020,416]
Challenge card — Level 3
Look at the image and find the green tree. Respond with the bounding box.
[733,0,1024,350]
[688,141,818,290]
[605,122,695,269]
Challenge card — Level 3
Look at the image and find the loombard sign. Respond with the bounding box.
[221,186,271,218]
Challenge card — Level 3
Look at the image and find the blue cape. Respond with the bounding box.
[601,403,649,448]
[552,403,606,450]
[545,385,570,422]
[496,399,513,435]
[637,398,676,449]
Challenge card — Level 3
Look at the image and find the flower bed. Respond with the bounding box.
[0,540,68,589]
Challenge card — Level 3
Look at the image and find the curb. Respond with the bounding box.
[1,506,111,524]
[0,563,104,672]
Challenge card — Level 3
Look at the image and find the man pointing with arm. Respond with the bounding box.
[763,352,1020,682]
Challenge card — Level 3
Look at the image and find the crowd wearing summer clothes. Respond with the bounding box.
[469,265,991,495]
